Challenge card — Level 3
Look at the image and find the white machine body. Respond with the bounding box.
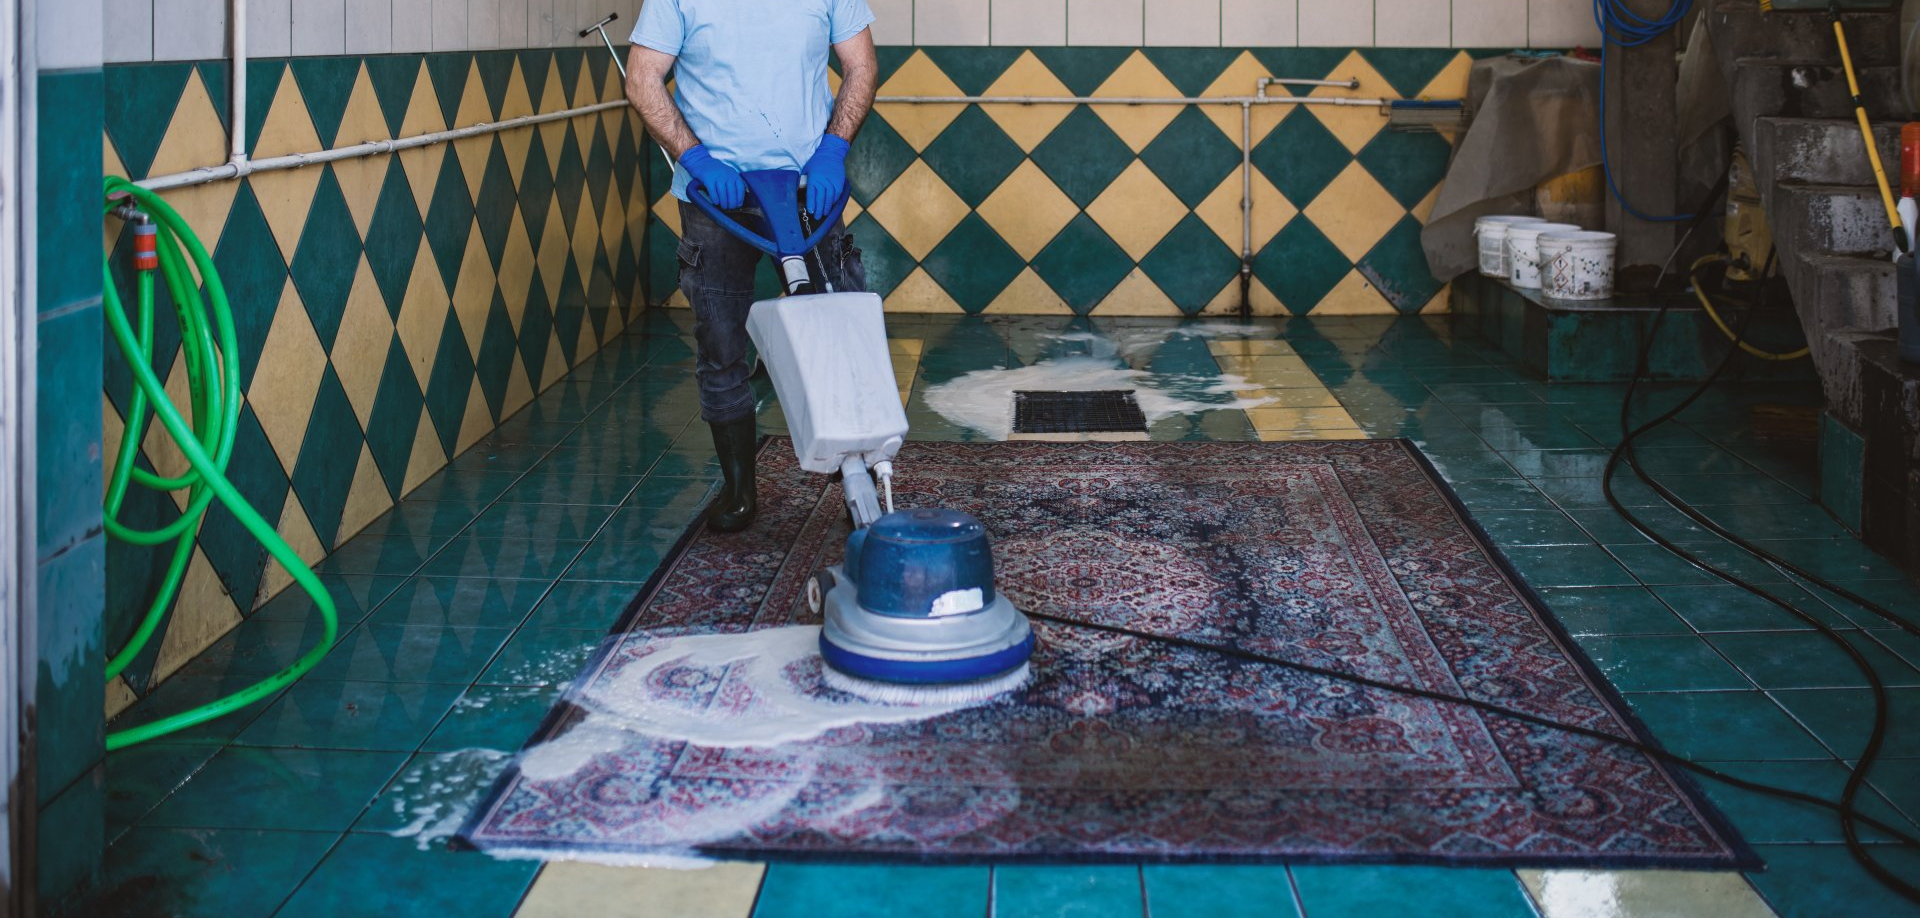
[746,291,908,477]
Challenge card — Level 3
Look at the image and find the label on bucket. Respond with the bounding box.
[931,588,985,617]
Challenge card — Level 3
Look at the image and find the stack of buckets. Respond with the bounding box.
[1475,215,1618,301]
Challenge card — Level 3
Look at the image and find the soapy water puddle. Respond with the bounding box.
[926,325,1279,439]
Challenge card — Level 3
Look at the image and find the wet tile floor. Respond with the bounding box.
[93,312,1920,918]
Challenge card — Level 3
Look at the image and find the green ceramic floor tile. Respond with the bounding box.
[365,577,551,628]
[1503,544,1638,588]
[110,672,294,745]
[623,475,718,509]
[350,499,487,539]
[993,865,1142,918]
[275,832,539,918]
[564,538,670,582]
[420,684,563,753]
[1655,583,1851,632]
[1771,688,1920,758]
[419,536,585,581]
[1694,759,1917,844]
[1441,478,1556,512]
[236,679,465,750]
[1707,632,1920,690]
[92,827,335,918]
[1473,509,1593,546]
[1604,543,1724,587]
[248,573,408,624]
[1808,579,1920,630]
[1538,586,1690,636]
[497,472,640,506]
[1494,447,1611,478]
[1289,865,1534,918]
[475,628,605,687]
[350,749,513,835]
[305,624,514,684]
[1746,844,1920,918]
[465,501,615,541]
[174,619,352,682]
[524,579,642,630]
[143,746,406,831]
[404,469,524,507]
[1577,634,1750,692]
[104,743,218,831]
[754,864,990,918]
[1141,864,1301,918]
[1625,691,1830,760]
[314,534,440,576]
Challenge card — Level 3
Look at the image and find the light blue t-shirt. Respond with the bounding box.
[631,0,876,201]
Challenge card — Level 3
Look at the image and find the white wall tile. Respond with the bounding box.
[1221,0,1294,46]
[499,0,529,47]
[1375,0,1447,47]
[432,0,468,49]
[291,0,347,55]
[992,0,1065,45]
[525,0,553,46]
[1298,0,1370,45]
[1528,0,1598,48]
[41,0,105,67]
[1069,0,1144,45]
[153,0,226,60]
[1453,0,1525,47]
[344,0,392,52]
[470,0,502,47]
[572,0,596,45]
[869,0,913,43]
[917,0,990,45]
[250,0,293,57]
[1145,0,1218,46]
[392,0,432,50]
[104,0,155,63]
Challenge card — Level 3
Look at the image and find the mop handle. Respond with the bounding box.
[687,169,851,259]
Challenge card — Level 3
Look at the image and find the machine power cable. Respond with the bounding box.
[100,177,340,751]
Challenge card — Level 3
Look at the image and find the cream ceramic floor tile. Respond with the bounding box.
[1246,406,1361,431]
[514,862,767,918]
[1256,427,1371,441]
[1237,387,1345,408]
[1518,869,1778,918]
[1208,339,1297,358]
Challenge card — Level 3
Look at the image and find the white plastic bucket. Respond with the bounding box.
[1539,230,1618,300]
[1506,222,1581,288]
[1474,215,1547,278]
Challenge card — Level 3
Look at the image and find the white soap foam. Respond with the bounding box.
[923,357,1275,440]
[384,748,513,851]
[1045,323,1272,360]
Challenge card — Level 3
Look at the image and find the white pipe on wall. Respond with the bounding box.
[229,0,246,166]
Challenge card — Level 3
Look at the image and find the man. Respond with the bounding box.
[625,0,879,533]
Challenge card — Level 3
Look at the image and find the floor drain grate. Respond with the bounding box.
[1012,390,1149,436]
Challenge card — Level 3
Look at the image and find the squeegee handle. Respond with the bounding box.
[578,12,616,38]
[687,173,851,259]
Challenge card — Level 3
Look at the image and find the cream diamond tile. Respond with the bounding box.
[1420,283,1451,314]
[574,61,600,113]
[574,314,598,366]
[503,353,535,416]
[1411,182,1442,224]
[542,330,570,387]
[457,384,494,454]
[253,69,321,159]
[333,74,392,237]
[106,676,136,719]
[1231,388,1344,410]
[332,258,396,427]
[1419,51,1475,101]
[1202,280,1250,316]
[454,61,495,201]
[843,197,864,225]
[1312,268,1396,315]
[1303,162,1404,261]
[884,268,964,313]
[600,58,624,104]
[1200,51,1286,146]
[866,161,969,260]
[1308,50,1393,154]
[1091,51,1184,153]
[1209,339,1296,357]
[537,197,571,304]
[452,227,496,357]
[404,405,448,495]
[1246,405,1360,430]
[501,57,537,121]
[148,72,239,245]
[981,51,1075,152]
[396,238,450,388]
[984,267,1073,314]
[517,862,767,918]
[1258,427,1369,441]
[600,192,626,260]
[258,495,325,604]
[138,351,193,502]
[874,51,967,152]
[1518,870,1778,918]
[1196,168,1293,254]
[249,166,324,267]
[337,443,393,544]
[398,67,448,216]
[652,192,683,237]
[572,194,601,278]
[248,285,329,475]
[152,547,243,682]
[976,161,1077,261]
[536,63,572,159]
[1085,161,1185,261]
[1248,277,1284,316]
[1093,269,1176,316]
[498,211,536,330]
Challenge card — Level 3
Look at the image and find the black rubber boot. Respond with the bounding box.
[706,415,759,533]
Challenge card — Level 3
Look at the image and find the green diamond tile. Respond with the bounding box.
[516,50,552,107]
[104,62,193,179]
[426,311,477,457]
[554,48,585,106]
[848,113,918,205]
[291,166,364,350]
[365,55,424,138]
[847,213,916,299]
[518,276,554,376]
[1030,106,1136,208]
[584,45,612,94]
[1249,49,1355,96]
[364,337,423,498]
[920,47,1026,94]
[243,60,288,154]
[364,156,423,318]
[472,294,515,420]
[1141,214,1242,314]
[195,59,229,128]
[1140,107,1243,208]
[1031,47,1135,96]
[552,126,587,238]
[193,406,290,619]
[474,137,517,268]
[1356,129,1453,209]
[1141,48,1242,96]
[518,131,556,246]
[1362,49,1462,99]
[920,106,1027,208]
[292,368,368,546]
[289,57,362,148]
[1032,214,1133,315]
[1252,107,1351,206]
[474,50,516,120]
[922,214,1025,314]
[613,114,639,203]
[1358,216,1442,313]
[423,52,473,128]
[422,151,473,294]
[213,182,290,387]
[1255,218,1349,316]
[871,46,919,87]
[585,117,615,214]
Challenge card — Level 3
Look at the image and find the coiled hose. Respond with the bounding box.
[101,176,337,751]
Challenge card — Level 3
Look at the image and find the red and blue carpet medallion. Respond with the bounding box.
[462,440,1751,867]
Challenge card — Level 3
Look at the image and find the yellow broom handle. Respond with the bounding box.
[1834,13,1909,252]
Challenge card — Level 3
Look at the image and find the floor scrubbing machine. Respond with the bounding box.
[688,171,1034,703]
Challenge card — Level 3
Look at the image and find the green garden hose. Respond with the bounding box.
[101,176,337,751]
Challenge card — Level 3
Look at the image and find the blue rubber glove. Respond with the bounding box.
[802,134,851,219]
[680,144,746,210]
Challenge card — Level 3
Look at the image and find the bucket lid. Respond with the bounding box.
[1506,222,1581,238]
[1475,215,1547,228]
[1537,230,1616,245]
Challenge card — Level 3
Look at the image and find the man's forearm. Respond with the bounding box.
[827,62,876,142]
[625,50,700,159]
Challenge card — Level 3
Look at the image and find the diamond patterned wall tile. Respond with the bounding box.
[1032,214,1132,314]
[1256,218,1350,315]
[397,237,450,389]
[1195,168,1293,254]
[1307,51,1395,155]
[1141,214,1243,313]
[1030,106,1135,208]
[847,114,919,205]
[1252,107,1351,208]
[1358,215,1445,313]
[1090,51,1184,153]
[290,168,364,346]
[884,268,966,314]
[290,57,362,148]
[976,160,1079,261]
[1356,129,1453,209]
[1086,161,1186,261]
[1315,268,1400,315]
[105,63,194,179]
[364,338,426,494]
[874,51,967,151]
[1197,52,1288,146]
[1303,161,1405,262]
[1031,47,1134,96]
[866,160,970,260]
[1140,107,1243,208]
[979,52,1076,152]
[922,214,1026,313]
[330,261,395,427]
[213,187,291,389]
[247,286,330,476]
[921,107,1026,207]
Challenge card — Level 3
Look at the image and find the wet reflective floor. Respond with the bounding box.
[94,311,1920,917]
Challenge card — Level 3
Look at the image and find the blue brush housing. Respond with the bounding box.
[849,509,996,618]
